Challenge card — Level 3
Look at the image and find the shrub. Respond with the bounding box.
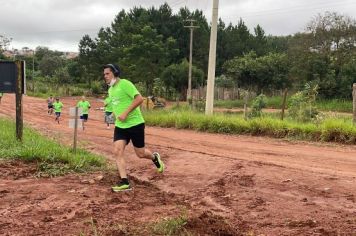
[288,82,319,122]
[249,94,267,118]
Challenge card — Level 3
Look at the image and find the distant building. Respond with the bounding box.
[63,52,79,59]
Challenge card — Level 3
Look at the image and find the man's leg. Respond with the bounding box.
[114,140,127,179]
[112,140,132,192]
[134,147,165,173]
[134,147,153,160]
[131,123,165,173]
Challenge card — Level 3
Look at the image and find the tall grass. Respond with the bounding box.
[215,97,353,113]
[26,81,94,98]
[0,118,106,176]
[214,96,285,109]
[316,99,353,113]
[144,110,356,144]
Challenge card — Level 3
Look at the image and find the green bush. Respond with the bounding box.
[288,82,319,122]
[249,94,267,118]
[90,80,104,95]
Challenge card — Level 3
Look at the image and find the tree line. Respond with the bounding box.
[1,4,355,99]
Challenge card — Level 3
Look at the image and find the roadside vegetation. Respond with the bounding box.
[0,118,106,177]
[215,97,353,113]
[145,82,356,145]
[144,109,356,144]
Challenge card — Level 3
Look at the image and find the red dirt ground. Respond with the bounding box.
[0,94,356,235]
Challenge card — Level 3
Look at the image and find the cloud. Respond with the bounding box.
[1,0,355,51]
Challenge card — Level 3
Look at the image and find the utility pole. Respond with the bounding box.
[32,50,35,92]
[184,19,199,104]
[205,0,219,115]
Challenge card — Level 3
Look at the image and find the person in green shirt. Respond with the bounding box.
[103,63,165,192]
[52,97,63,124]
[104,96,114,129]
[0,92,3,104]
[77,96,91,130]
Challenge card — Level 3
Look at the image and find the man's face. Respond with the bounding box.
[103,68,114,85]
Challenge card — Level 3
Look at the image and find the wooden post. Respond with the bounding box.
[15,61,23,142]
[243,91,248,120]
[280,88,288,120]
[353,83,356,124]
[73,107,78,153]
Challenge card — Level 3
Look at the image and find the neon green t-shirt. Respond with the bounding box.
[108,79,144,128]
[77,100,91,114]
[104,97,113,112]
[53,102,63,112]
[0,93,3,97]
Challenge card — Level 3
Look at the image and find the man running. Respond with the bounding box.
[104,95,113,129]
[0,92,3,104]
[47,95,54,114]
[77,96,91,130]
[103,63,164,192]
[53,97,63,124]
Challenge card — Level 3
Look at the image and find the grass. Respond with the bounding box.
[144,108,356,144]
[214,96,286,109]
[151,214,188,236]
[0,117,106,177]
[26,81,92,98]
[214,96,354,113]
[316,99,353,113]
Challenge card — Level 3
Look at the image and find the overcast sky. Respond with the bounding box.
[1,0,355,52]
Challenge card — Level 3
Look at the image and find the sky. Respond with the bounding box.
[1,0,355,52]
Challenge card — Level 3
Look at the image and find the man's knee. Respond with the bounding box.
[135,149,146,158]
[114,143,125,156]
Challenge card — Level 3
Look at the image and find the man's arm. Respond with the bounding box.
[118,94,143,121]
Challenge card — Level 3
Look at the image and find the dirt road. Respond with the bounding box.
[1,94,355,235]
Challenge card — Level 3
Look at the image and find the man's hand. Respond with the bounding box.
[118,112,128,121]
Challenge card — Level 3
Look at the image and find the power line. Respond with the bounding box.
[223,0,356,20]
[170,0,187,8]
[5,0,356,37]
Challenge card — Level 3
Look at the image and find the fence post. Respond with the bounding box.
[353,83,356,124]
[15,61,23,142]
[244,91,249,120]
[73,107,78,154]
[281,88,288,120]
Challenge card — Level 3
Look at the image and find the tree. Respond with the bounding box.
[78,35,99,86]
[289,12,356,98]
[253,24,267,56]
[161,59,204,100]
[224,51,290,94]
[38,54,65,77]
[0,35,11,52]
[0,35,11,58]
[121,25,179,94]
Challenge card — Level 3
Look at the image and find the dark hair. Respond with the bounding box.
[103,64,121,77]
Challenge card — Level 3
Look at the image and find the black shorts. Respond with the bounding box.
[80,114,88,120]
[48,105,53,109]
[55,112,61,117]
[114,123,145,148]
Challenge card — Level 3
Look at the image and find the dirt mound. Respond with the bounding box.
[185,211,242,236]
[0,160,37,179]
